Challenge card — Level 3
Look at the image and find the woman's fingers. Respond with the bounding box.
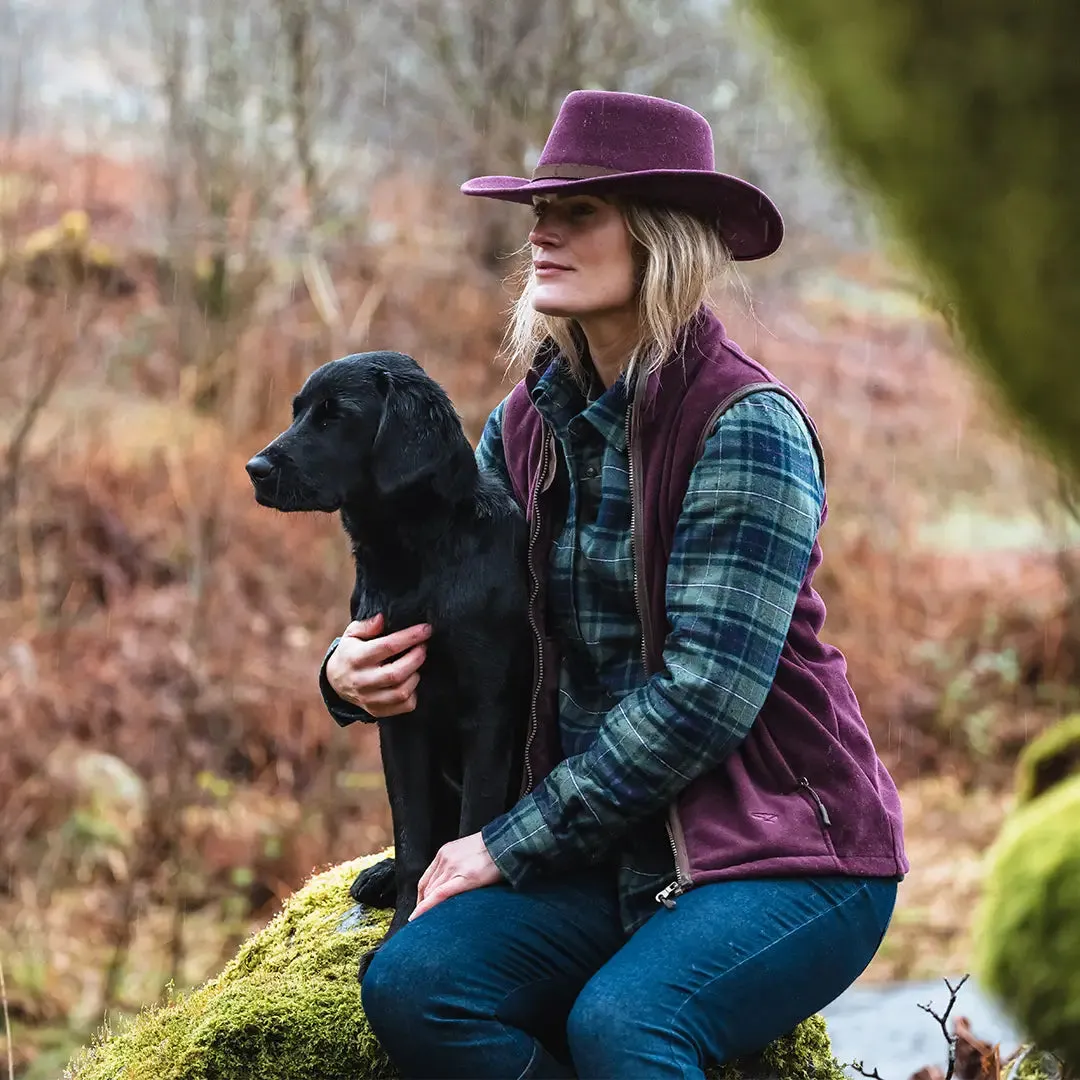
[359,672,421,715]
[417,852,442,901]
[342,613,383,638]
[365,623,432,664]
[356,642,427,691]
[410,878,463,921]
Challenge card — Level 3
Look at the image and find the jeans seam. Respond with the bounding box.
[667,880,873,1072]
[515,1037,542,1080]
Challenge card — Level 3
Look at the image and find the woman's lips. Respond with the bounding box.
[534,261,572,276]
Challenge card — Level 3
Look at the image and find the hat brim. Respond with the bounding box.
[460,169,783,261]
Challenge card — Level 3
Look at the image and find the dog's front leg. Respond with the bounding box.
[357,717,434,983]
[457,700,521,840]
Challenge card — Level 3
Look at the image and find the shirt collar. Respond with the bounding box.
[530,357,628,451]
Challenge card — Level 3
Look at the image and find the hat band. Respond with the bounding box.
[530,163,623,181]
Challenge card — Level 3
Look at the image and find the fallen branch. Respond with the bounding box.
[953,1015,998,1080]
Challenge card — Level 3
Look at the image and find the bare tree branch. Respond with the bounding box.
[917,973,972,1080]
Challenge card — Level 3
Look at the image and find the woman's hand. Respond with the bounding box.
[325,613,431,717]
[410,833,503,921]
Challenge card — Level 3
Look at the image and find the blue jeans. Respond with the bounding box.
[361,868,898,1079]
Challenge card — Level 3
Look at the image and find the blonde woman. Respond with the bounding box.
[321,90,907,1078]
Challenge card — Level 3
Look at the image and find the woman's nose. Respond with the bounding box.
[528,218,561,247]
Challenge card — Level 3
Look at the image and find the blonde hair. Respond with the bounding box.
[499,197,739,385]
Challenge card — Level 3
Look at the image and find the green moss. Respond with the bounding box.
[715,1012,846,1080]
[1014,713,1080,807]
[746,0,1080,478]
[64,851,396,1080]
[65,848,846,1078]
[973,774,1080,1067]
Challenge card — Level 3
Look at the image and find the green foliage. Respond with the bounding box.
[746,0,1080,477]
[912,627,1026,761]
[64,849,845,1079]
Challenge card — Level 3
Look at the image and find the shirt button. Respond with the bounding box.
[584,466,598,479]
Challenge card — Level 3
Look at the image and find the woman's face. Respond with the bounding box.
[527,194,638,320]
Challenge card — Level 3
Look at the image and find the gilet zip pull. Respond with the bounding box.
[655,880,684,909]
[797,776,832,827]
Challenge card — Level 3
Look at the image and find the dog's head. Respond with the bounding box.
[245,351,476,513]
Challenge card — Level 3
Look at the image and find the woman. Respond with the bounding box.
[321,90,907,1078]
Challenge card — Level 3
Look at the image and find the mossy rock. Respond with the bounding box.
[1011,1049,1072,1080]
[65,849,845,1079]
[973,773,1080,1068]
[65,852,396,1080]
[973,713,1080,1067]
[747,0,1080,478]
[1014,713,1080,808]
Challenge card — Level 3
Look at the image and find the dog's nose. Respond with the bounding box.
[245,455,274,482]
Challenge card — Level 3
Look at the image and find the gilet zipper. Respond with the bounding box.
[520,429,555,798]
[624,391,693,910]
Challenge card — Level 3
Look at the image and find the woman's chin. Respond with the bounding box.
[530,287,581,318]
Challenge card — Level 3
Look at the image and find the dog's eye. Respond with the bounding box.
[312,399,338,427]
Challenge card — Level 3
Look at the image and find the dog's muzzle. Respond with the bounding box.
[245,454,274,483]
[245,453,286,507]
[245,453,339,512]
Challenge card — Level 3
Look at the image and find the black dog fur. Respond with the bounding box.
[246,351,531,980]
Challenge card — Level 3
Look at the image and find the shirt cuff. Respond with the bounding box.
[319,637,376,728]
[481,794,556,887]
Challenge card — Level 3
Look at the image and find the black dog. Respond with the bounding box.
[246,351,531,979]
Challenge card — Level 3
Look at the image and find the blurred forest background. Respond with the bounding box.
[1,0,1077,1075]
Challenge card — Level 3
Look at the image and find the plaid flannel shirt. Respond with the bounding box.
[320,359,825,933]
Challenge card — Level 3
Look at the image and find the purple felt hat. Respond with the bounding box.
[460,90,784,261]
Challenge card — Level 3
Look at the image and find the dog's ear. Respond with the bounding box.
[371,370,473,500]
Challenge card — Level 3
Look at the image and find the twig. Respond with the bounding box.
[849,1062,887,1079]
[917,973,971,1080]
[1,333,69,505]
[0,953,14,1080]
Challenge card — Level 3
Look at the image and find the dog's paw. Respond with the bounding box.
[356,946,379,984]
[349,857,397,908]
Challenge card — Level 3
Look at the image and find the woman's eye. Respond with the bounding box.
[531,201,595,222]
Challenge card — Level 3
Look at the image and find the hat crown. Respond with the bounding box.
[535,90,717,176]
